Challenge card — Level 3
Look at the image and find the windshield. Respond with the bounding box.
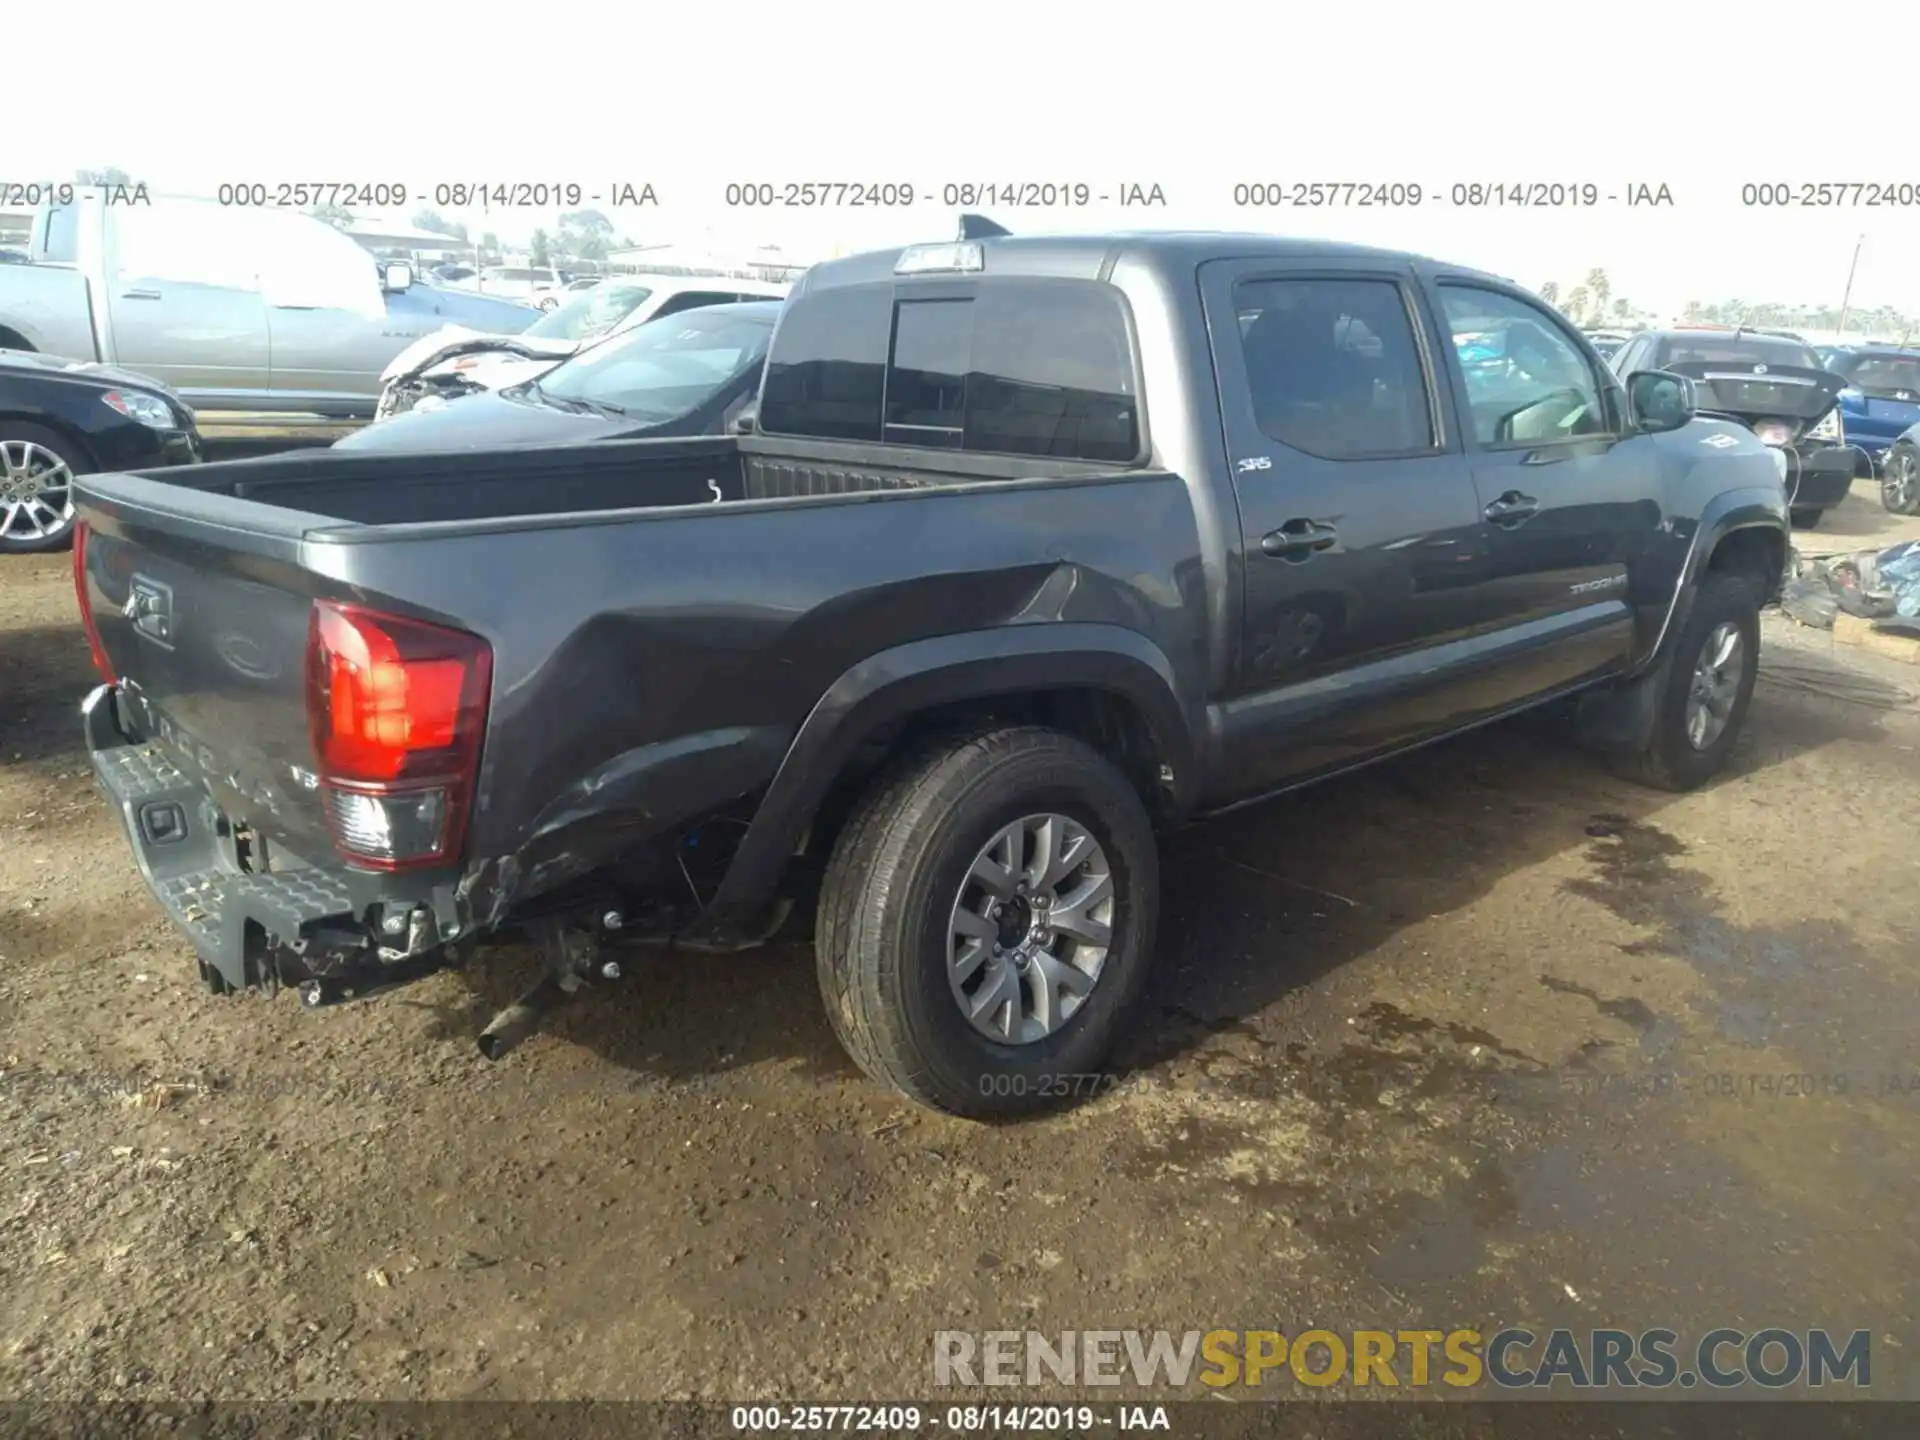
[523,283,655,341]
[534,308,774,420]
[1844,353,1920,396]
[1659,335,1820,369]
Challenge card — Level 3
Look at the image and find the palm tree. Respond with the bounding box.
[1613,298,1631,322]
[1585,269,1611,322]
[1539,281,1561,306]
[1565,286,1591,325]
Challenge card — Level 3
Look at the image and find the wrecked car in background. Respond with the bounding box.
[1609,327,1850,528]
[336,302,780,453]
[373,274,791,419]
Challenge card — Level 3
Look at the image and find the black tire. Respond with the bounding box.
[1788,507,1823,530]
[0,421,90,555]
[815,726,1160,1118]
[1882,448,1920,515]
[1610,573,1761,792]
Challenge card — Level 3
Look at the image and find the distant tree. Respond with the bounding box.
[310,203,354,229]
[558,208,616,262]
[75,166,134,187]
[480,231,502,263]
[530,228,552,266]
[1585,268,1611,321]
[1565,286,1590,324]
[1613,297,1632,321]
[1539,281,1561,306]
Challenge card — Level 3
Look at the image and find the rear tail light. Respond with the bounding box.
[71,522,115,684]
[305,600,492,871]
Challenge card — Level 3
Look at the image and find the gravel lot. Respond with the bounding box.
[2,482,1917,1404]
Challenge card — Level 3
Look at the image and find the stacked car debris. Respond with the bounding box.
[1781,539,1920,635]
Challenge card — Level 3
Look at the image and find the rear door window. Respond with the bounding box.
[1232,276,1435,458]
[759,280,1140,462]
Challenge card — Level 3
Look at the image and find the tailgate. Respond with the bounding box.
[76,474,340,865]
[1664,361,1844,425]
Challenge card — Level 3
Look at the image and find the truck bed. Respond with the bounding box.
[127,433,1125,529]
[76,432,1204,963]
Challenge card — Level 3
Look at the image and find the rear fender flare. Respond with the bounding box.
[698,624,1199,927]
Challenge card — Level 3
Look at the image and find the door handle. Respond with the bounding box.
[120,287,162,300]
[272,303,318,310]
[1484,491,1539,526]
[1261,517,1339,560]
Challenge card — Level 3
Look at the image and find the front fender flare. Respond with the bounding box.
[694,624,1200,932]
[1644,485,1788,670]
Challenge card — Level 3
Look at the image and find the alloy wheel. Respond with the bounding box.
[947,813,1115,1045]
[0,439,76,542]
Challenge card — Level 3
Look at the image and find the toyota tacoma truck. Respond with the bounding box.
[72,228,1791,1117]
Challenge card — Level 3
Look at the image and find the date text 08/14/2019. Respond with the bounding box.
[1227,181,1676,208]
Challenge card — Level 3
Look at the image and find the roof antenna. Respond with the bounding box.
[957,213,1011,240]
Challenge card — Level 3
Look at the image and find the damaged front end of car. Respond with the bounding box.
[373,337,573,420]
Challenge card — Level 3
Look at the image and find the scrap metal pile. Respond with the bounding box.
[1781,539,1920,635]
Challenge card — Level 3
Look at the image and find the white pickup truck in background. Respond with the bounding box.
[0,193,541,433]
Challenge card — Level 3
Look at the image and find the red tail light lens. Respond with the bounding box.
[71,522,115,684]
[305,601,492,870]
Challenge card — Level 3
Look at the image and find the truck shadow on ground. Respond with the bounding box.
[0,623,100,773]
[429,641,1905,1100]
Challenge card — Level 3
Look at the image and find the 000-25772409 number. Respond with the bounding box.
[216,182,409,208]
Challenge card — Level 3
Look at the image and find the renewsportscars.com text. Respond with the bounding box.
[933,1327,1872,1390]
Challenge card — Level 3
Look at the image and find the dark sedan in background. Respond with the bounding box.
[0,350,201,554]
[335,301,781,454]
[1609,327,1852,527]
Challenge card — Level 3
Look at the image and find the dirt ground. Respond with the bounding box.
[2,480,1917,1405]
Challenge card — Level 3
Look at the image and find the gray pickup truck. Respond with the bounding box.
[0,191,537,427]
[72,228,1790,1116]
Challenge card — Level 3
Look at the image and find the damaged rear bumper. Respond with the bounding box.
[83,684,467,996]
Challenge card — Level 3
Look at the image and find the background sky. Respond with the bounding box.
[11,0,1920,316]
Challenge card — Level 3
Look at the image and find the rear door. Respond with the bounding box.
[1198,258,1496,793]
[1425,277,1646,694]
[102,199,272,402]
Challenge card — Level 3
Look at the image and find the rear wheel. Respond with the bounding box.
[1788,506,1823,529]
[815,726,1160,1117]
[1882,448,1920,515]
[0,422,88,555]
[1610,573,1761,792]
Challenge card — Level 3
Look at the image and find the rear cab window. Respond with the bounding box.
[1842,352,1920,397]
[1654,335,1821,369]
[758,278,1142,463]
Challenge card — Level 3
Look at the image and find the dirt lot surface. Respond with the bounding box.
[3,480,1918,1406]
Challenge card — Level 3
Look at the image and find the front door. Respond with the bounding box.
[1199,259,1493,799]
[1425,277,1648,696]
[103,199,271,404]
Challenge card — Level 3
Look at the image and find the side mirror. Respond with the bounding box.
[382,262,414,293]
[1626,369,1695,434]
[728,402,759,436]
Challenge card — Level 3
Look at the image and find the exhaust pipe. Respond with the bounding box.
[477,973,571,1061]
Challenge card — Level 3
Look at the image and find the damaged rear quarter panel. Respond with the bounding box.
[305,473,1208,920]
